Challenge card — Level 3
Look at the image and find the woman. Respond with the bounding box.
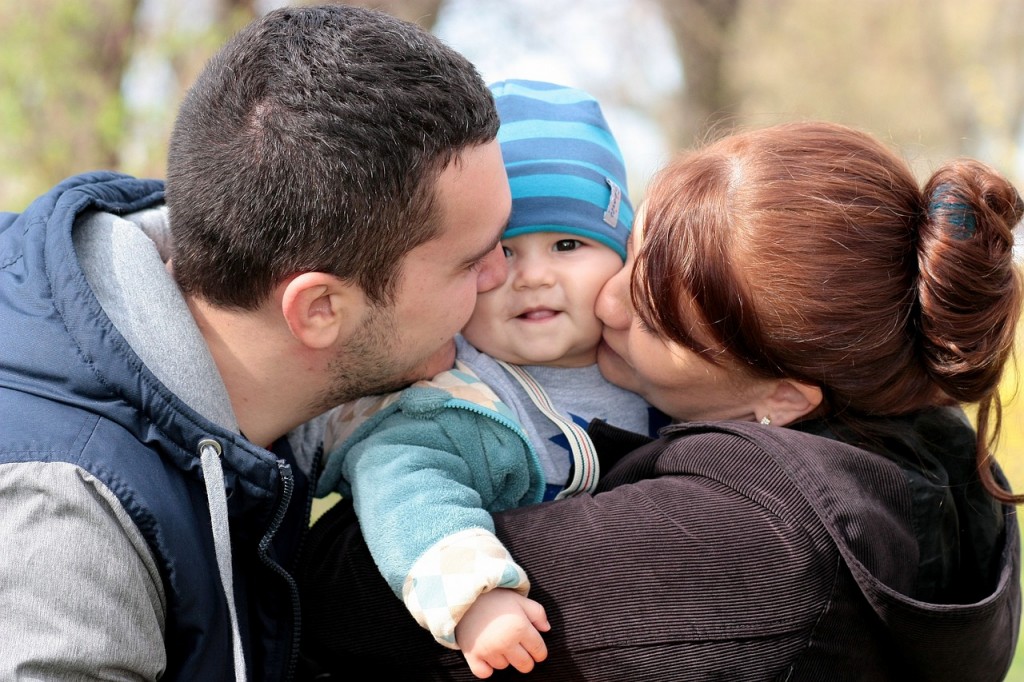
[298,121,1022,681]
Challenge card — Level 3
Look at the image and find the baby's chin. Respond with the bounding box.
[492,346,600,368]
[463,330,601,367]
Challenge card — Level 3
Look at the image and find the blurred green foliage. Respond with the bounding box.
[0,0,255,209]
[0,1,138,205]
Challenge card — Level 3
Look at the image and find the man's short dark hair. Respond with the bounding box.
[166,4,499,309]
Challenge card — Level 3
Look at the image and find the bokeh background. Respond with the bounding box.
[2,0,1022,675]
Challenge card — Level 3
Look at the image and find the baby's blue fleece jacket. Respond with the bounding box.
[316,362,546,647]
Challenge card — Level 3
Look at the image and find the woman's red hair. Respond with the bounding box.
[634,122,1023,502]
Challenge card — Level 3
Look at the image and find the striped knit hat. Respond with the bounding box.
[490,79,634,261]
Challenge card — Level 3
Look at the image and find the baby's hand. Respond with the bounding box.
[455,588,551,679]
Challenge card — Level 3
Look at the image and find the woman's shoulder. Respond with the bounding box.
[602,414,1015,614]
[600,419,928,590]
[647,420,922,529]
[630,414,969,518]
[601,417,897,498]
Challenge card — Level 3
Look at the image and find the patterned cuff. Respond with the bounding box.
[402,528,530,649]
[323,392,402,452]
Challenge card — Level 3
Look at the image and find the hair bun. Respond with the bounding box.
[916,160,1023,402]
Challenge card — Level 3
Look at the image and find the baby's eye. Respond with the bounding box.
[502,245,514,258]
[554,239,582,252]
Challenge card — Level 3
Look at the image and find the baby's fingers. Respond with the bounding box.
[523,597,551,633]
[518,624,548,667]
[463,652,495,679]
[505,642,541,674]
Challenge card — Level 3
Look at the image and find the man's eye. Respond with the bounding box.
[554,239,581,252]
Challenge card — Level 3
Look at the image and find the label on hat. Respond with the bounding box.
[603,178,621,228]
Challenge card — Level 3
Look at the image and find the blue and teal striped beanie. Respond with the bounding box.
[490,79,634,261]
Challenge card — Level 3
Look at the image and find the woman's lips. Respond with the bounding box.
[598,336,625,363]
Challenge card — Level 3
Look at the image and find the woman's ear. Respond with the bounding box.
[760,379,823,427]
[279,272,369,350]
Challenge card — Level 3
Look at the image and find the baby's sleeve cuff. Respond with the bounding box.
[402,527,530,649]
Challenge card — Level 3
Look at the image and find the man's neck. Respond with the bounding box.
[184,296,319,448]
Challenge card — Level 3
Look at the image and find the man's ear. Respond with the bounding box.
[279,272,368,350]
[760,379,823,427]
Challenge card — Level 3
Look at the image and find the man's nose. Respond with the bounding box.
[476,242,508,293]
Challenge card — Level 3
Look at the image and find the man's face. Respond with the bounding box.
[321,140,511,405]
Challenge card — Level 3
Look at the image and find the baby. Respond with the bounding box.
[316,79,666,678]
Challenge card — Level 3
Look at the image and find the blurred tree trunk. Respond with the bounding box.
[90,0,142,169]
[657,0,743,148]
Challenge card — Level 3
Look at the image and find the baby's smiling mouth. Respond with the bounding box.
[517,307,559,321]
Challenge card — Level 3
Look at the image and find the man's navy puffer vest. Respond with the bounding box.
[0,172,313,680]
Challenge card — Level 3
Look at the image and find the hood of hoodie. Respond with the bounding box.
[647,411,1020,679]
[791,408,1022,679]
[0,171,287,512]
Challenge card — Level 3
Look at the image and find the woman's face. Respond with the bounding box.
[595,211,770,422]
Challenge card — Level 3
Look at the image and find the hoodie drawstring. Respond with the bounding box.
[199,438,247,682]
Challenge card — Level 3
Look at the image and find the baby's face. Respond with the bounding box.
[461,232,624,367]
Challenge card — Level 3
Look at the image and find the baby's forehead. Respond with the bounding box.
[503,230,582,242]
[501,229,624,256]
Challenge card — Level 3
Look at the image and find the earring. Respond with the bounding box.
[759,416,772,426]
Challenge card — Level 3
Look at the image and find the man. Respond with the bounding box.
[0,5,509,680]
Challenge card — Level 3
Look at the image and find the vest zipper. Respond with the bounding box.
[257,459,302,680]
